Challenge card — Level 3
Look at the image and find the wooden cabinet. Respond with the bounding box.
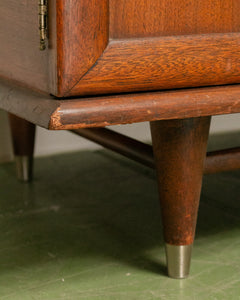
[0,0,240,280]
[1,0,240,97]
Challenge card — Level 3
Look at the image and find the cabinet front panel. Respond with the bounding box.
[1,0,240,98]
[109,0,240,39]
[55,0,240,97]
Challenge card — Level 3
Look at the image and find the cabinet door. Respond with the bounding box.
[53,0,240,97]
[1,1,240,97]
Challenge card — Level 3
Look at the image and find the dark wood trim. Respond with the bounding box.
[150,117,211,245]
[205,147,240,174]
[72,127,240,174]
[1,80,239,174]
[50,85,240,130]
[8,113,36,182]
[62,33,240,97]
[1,80,240,130]
[0,80,59,129]
[8,113,36,157]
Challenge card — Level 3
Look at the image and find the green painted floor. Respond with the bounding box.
[0,135,240,299]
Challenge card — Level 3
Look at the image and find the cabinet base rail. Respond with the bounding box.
[72,127,240,175]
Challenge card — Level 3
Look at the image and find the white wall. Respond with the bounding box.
[0,110,239,163]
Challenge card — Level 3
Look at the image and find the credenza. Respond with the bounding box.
[0,0,240,278]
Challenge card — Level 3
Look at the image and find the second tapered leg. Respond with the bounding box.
[8,114,36,182]
[150,117,211,278]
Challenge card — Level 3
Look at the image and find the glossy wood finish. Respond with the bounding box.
[55,0,240,97]
[150,117,211,245]
[53,0,109,96]
[72,34,240,96]
[1,1,240,97]
[0,0,49,93]
[50,85,240,130]
[1,0,239,281]
[109,0,240,38]
[1,79,240,130]
[8,113,36,157]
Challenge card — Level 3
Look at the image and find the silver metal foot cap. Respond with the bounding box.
[165,243,193,279]
[15,156,33,182]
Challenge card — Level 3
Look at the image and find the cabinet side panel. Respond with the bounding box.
[0,0,49,93]
[110,0,240,38]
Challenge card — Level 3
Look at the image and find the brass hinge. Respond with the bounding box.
[39,0,48,51]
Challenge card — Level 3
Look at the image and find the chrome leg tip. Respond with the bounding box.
[15,156,33,182]
[165,243,193,279]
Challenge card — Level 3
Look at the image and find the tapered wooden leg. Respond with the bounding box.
[8,114,36,182]
[150,117,211,279]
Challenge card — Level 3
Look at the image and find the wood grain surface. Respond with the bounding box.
[57,0,240,97]
[68,33,240,96]
[0,0,49,93]
[1,1,240,97]
[151,117,211,245]
[1,79,240,130]
[54,0,109,96]
[109,0,240,38]
[0,80,58,129]
[51,85,240,130]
